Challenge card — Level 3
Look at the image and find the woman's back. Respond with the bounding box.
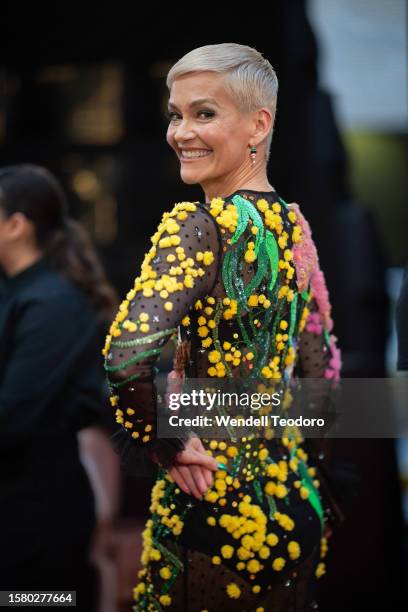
[105,188,341,610]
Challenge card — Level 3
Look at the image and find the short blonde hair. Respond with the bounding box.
[166,43,278,164]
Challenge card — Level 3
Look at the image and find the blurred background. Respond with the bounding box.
[1,1,407,610]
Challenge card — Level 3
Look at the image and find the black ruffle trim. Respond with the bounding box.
[110,426,187,477]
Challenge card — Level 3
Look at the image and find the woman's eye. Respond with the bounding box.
[166,110,214,121]
[197,110,214,119]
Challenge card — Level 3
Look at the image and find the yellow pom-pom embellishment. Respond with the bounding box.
[272,557,286,571]
[221,545,234,559]
[202,251,215,265]
[226,583,241,599]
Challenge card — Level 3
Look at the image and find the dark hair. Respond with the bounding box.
[0,164,118,323]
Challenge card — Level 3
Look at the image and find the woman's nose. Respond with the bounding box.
[174,118,195,144]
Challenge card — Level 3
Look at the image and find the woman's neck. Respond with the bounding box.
[3,249,44,278]
[203,176,275,203]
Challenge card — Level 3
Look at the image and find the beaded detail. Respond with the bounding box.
[102,189,341,610]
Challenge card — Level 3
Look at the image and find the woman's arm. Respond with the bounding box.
[295,272,342,446]
[296,294,341,380]
[295,274,344,530]
[78,426,121,526]
[104,202,222,471]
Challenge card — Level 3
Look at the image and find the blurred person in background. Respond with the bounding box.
[0,164,120,611]
[396,263,408,374]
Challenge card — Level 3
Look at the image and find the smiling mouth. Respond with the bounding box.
[180,150,213,160]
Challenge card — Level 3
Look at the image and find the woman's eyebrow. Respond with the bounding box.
[167,97,220,110]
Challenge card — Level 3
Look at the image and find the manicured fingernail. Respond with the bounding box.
[217,462,228,471]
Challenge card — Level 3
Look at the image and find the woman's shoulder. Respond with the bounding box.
[154,199,214,229]
[149,199,222,257]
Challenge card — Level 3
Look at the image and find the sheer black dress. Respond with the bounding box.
[103,188,343,611]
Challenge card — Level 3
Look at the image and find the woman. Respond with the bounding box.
[0,164,117,610]
[104,43,342,611]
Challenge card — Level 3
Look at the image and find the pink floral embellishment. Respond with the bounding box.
[289,203,341,380]
[310,268,334,333]
[289,202,333,332]
[305,311,323,335]
[290,203,318,293]
[324,335,342,382]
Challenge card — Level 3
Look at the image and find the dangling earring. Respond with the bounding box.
[249,145,257,166]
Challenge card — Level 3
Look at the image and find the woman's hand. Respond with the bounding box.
[170,437,219,500]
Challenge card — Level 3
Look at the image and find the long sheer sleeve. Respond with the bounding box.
[294,247,342,440]
[295,288,341,441]
[102,201,221,473]
[295,273,345,529]
[289,201,344,528]
[296,293,341,381]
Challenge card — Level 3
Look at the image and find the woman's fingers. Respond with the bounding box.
[194,465,213,490]
[187,436,203,451]
[178,449,218,471]
[169,464,214,500]
[179,464,213,492]
[188,439,218,487]
[189,464,209,496]
[169,465,190,495]
[177,465,202,499]
[169,438,219,499]
[203,466,214,489]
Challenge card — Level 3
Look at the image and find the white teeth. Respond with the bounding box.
[181,150,212,159]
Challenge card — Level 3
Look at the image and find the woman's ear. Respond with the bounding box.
[7,212,33,241]
[253,107,273,145]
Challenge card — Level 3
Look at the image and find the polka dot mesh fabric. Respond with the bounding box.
[103,189,342,611]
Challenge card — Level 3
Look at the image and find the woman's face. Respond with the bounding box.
[0,207,33,265]
[166,72,260,189]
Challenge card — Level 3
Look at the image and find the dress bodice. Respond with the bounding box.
[103,187,339,451]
